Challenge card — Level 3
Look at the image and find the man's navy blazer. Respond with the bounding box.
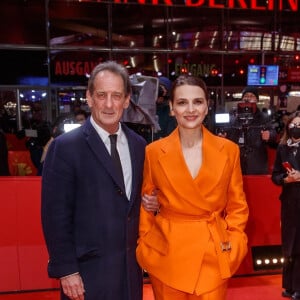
[41,117,146,300]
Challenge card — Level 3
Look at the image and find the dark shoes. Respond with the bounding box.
[282,289,294,297]
[282,289,300,299]
[292,292,300,300]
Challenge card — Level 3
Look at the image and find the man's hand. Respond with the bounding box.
[60,273,85,300]
[142,190,160,213]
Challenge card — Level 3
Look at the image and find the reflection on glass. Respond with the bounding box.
[111,4,168,48]
[0,0,46,44]
[49,1,109,47]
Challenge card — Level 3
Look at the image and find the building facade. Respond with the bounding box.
[0,0,299,131]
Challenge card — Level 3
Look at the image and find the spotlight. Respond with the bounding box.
[264,259,270,264]
[272,258,278,264]
[252,245,283,271]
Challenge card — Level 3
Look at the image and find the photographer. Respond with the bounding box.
[219,87,277,175]
[154,76,177,140]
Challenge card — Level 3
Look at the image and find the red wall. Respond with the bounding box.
[236,175,282,275]
[0,177,59,292]
[0,176,281,292]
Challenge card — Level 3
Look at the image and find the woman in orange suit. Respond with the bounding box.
[136,75,249,300]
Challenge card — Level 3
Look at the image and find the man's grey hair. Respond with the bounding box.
[87,61,131,96]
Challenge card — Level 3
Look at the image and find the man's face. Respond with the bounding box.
[242,92,258,103]
[86,70,130,134]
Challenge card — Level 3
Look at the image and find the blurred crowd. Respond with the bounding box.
[0,79,299,177]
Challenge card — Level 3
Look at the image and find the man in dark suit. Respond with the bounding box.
[41,61,147,300]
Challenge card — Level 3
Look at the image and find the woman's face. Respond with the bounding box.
[288,116,300,141]
[169,84,208,130]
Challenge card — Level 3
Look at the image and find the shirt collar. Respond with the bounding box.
[90,115,125,144]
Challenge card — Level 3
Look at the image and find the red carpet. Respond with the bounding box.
[227,273,283,300]
[0,274,283,300]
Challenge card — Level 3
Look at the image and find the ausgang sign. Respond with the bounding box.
[81,0,298,11]
[175,64,216,77]
[54,60,98,76]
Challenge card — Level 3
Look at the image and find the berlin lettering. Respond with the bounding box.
[80,0,298,11]
[55,61,99,76]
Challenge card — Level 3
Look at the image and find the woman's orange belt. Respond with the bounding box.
[158,207,232,279]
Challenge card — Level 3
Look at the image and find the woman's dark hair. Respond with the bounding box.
[170,75,209,103]
[280,110,300,144]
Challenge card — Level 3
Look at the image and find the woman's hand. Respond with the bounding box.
[285,169,300,182]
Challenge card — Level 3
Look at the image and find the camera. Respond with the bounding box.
[237,102,256,122]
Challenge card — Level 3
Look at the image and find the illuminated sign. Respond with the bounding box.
[175,63,216,77]
[247,65,279,86]
[54,61,99,76]
[79,0,298,11]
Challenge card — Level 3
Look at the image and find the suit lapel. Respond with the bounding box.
[289,146,300,170]
[122,124,141,205]
[200,127,229,188]
[157,127,228,211]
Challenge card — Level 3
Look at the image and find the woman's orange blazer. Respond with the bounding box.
[136,126,249,295]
